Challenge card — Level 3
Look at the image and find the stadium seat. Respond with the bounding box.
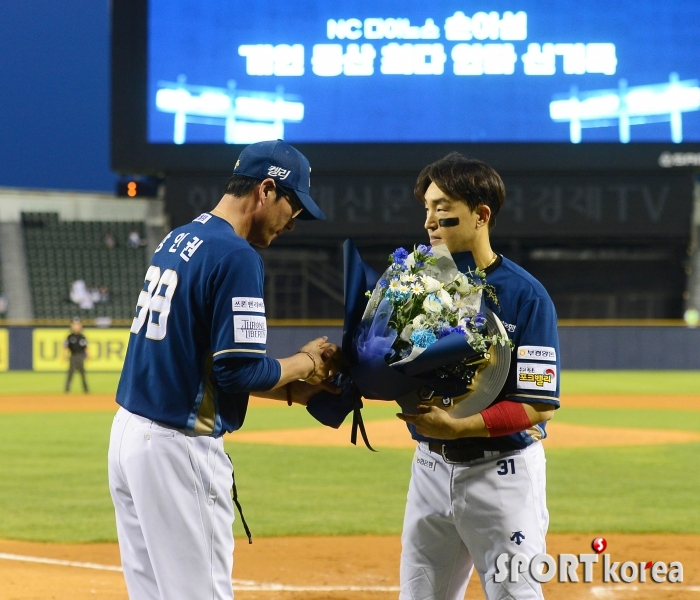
[22,212,146,320]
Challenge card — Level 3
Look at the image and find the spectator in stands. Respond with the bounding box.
[70,279,94,310]
[126,229,145,248]
[0,294,8,316]
[104,230,116,249]
[98,285,110,303]
[64,317,89,393]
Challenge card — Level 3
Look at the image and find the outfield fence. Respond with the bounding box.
[0,321,698,371]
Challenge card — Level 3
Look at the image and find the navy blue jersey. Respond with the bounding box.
[409,253,561,451]
[116,213,271,436]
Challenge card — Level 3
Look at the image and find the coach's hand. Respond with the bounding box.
[397,405,488,439]
[298,338,340,385]
[287,379,342,406]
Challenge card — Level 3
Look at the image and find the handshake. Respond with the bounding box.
[282,336,344,404]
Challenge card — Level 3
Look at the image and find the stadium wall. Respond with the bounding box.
[0,324,697,372]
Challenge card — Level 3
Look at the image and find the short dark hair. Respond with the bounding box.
[223,174,261,198]
[222,174,293,205]
[414,152,506,229]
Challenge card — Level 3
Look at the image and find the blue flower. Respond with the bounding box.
[410,329,438,348]
[392,247,409,264]
[416,244,432,256]
[473,313,487,329]
[437,325,467,339]
[415,260,425,268]
[385,289,410,303]
[437,327,453,339]
[379,278,388,288]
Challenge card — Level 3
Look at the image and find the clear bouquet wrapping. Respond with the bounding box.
[306,240,512,445]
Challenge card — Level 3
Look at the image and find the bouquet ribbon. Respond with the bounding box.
[306,239,380,449]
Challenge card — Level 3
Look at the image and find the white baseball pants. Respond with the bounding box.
[400,441,549,600]
[108,407,235,600]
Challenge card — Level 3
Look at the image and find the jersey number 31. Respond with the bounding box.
[130,265,178,340]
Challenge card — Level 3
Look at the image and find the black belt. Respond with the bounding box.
[428,443,502,464]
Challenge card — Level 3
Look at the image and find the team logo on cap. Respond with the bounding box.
[268,165,291,180]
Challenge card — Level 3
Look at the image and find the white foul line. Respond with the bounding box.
[0,553,123,572]
[0,553,400,593]
[590,584,700,597]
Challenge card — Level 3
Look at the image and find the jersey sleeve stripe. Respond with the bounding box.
[213,348,266,357]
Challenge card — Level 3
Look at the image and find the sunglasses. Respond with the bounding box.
[276,185,304,219]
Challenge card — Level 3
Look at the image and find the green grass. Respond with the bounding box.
[561,370,700,395]
[547,443,700,533]
[226,443,413,538]
[0,371,121,395]
[0,412,118,542]
[1,408,700,541]
[1,370,699,396]
[554,407,700,432]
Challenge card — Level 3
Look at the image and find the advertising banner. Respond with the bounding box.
[33,328,131,372]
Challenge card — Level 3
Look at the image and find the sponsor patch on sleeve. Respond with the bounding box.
[517,363,557,391]
[233,315,267,344]
[232,297,265,313]
[193,213,212,224]
[517,345,556,361]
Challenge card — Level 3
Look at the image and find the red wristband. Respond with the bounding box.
[480,401,532,437]
[286,382,293,406]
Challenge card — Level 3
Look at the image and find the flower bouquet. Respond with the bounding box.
[352,241,512,410]
[306,240,513,447]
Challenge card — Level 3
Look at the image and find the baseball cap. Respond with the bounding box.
[232,140,325,221]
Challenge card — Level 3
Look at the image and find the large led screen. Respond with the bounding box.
[147,1,700,145]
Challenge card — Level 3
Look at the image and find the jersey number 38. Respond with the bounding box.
[130,265,179,340]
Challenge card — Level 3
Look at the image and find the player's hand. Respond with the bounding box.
[298,337,334,385]
[396,405,465,439]
[287,379,341,406]
[319,342,344,377]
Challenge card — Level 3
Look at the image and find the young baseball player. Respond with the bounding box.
[396,153,560,600]
[108,140,340,600]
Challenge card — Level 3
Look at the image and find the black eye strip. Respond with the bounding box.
[438,218,460,227]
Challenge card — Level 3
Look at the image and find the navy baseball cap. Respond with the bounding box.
[233,140,325,221]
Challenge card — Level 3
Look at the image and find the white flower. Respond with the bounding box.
[453,273,472,293]
[388,278,401,291]
[400,324,414,342]
[410,281,424,294]
[453,292,472,310]
[423,293,442,313]
[399,272,413,283]
[421,276,442,293]
[413,314,426,328]
[436,288,453,310]
[399,284,410,293]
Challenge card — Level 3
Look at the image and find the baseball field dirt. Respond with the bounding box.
[1,534,698,600]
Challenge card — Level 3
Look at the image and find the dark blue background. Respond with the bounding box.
[148,0,700,144]
[0,0,114,192]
